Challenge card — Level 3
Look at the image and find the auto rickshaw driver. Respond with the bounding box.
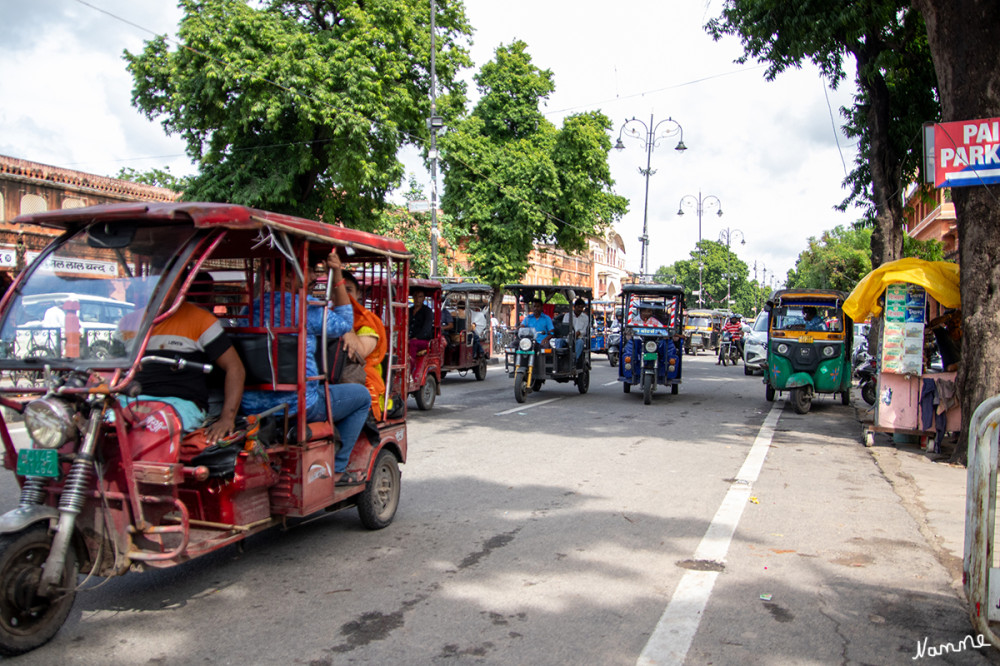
[521,298,554,345]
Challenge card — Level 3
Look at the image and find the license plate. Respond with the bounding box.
[643,352,658,361]
[17,449,59,478]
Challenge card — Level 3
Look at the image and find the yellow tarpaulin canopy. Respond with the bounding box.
[843,258,960,322]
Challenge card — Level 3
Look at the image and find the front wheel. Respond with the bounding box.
[415,374,437,411]
[744,363,752,376]
[642,374,653,405]
[791,386,812,414]
[474,357,487,381]
[0,526,78,656]
[576,369,590,394]
[720,347,729,366]
[514,369,528,403]
[357,449,401,529]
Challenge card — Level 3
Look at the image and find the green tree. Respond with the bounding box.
[913,0,1000,463]
[786,225,873,292]
[375,175,463,277]
[115,166,190,192]
[125,0,472,228]
[707,3,939,268]
[654,240,753,314]
[439,41,628,299]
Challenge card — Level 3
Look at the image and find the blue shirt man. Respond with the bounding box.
[803,307,827,332]
[521,299,554,343]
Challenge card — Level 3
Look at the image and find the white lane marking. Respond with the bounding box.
[603,380,618,386]
[637,400,783,666]
[493,397,563,416]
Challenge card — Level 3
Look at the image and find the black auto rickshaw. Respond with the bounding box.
[617,284,685,405]
[504,284,592,403]
[763,289,853,414]
[441,282,492,381]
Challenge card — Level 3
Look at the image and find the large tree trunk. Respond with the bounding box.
[915,0,1000,465]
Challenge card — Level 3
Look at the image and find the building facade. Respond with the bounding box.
[0,155,178,289]
[902,184,958,261]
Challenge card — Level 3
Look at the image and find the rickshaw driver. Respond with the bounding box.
[240,251,370,485]
[520,297,554,345]
[120,278,247,442]
[803,306,827,332]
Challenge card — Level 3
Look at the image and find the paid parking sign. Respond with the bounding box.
[928,116,1000,188]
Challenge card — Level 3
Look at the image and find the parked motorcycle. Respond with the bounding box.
[854,347,878,406]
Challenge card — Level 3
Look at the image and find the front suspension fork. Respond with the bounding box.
[38,405,105,596]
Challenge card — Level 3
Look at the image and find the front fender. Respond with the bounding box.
[0,505,59,535]
[785,372,815,390]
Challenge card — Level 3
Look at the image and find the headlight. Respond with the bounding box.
[518,337,533,351]
[777,343,789,355]
[24,398,76,450]
[822,345,836,357]
[644,341,657,353]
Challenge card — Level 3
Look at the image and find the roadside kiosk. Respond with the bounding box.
[843,258,961,450]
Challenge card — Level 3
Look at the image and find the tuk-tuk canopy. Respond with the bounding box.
[504,284,593,302]
[621,283,685,297]
[441,282,492,296]
[843,258,960,322]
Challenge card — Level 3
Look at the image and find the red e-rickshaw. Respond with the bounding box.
[406,278,444,410]
[0,202,410,655]
[440,282,493,381]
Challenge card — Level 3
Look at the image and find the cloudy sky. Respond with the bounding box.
[0,1,861,285]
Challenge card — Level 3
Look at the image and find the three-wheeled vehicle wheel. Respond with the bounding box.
[765,383,775,402]
[514,369,528,403]
[791,386,812,414]
[531,378,544,393]
[623,382,631,394]
[0,526,78,656]
[840,390,850,406]
[415,375,437,410]
[357,449,401,530]
[576,369,590,394]
[474,357,487,381]
[671,383,679,395]
[642,374,653,405]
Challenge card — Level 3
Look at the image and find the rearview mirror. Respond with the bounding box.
[87,223,136,249]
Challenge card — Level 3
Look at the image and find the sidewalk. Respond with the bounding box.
[855,401,968,592]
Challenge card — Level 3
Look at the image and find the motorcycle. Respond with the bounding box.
[608,328,621,367]
[0,202,411,654]
[854,346,878,406]
[718,331,742,366]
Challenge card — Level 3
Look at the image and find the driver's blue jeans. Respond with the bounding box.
[304,383,371,473]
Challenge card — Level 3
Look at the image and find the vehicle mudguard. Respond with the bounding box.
[0,505,59,535]
[784,371,814,390]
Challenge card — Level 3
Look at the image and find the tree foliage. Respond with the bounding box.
[653,240,758,315]
[115,166,190,192]
[706,3,939,267]
[125,0,472,228]
[439,41,628,293]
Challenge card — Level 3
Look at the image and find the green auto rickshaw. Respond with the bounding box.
[763,289,853,414]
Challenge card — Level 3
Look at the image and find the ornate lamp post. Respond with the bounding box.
[614,115,686,281]
[718,227,745,309]
[677,191,723,307]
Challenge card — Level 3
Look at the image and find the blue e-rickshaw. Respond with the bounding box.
[617,284,685,405]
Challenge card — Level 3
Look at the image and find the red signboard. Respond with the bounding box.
[933,117,1000,188]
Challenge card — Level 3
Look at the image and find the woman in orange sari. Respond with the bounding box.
[342,272,388,419]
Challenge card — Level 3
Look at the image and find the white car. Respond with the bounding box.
[743,311,769,375]
[15,292,134,359]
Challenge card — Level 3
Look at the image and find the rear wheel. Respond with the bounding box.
[861,381,877,406]
[642,374,653,405]
[791,387,812,414]
[357,449,401,530]
[765,383,775,402]
[0,526,78,656]
[671,383,679,395]
[474,357,487,381]
[623,382,631,394]
[415,375,437,411]
[531,378,544,392]
[841,390,850,406]
[514,370,528,403]
[576,369,590,394]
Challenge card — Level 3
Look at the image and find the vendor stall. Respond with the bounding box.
[843,258,961,451]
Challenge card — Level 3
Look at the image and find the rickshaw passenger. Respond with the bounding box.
[560,298,589,366]
[120,278,246,442]
[520,298,554,344]
[341,272,389,420]
[240,252,369,484]
[469,307,487,358]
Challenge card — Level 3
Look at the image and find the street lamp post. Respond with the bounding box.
[717,227,745,309]
[614,115,686,281]
[677,191,723,307]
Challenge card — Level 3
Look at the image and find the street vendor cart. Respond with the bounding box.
[843,258,962,450]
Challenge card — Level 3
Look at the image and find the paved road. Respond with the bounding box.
[0,354,992,664]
